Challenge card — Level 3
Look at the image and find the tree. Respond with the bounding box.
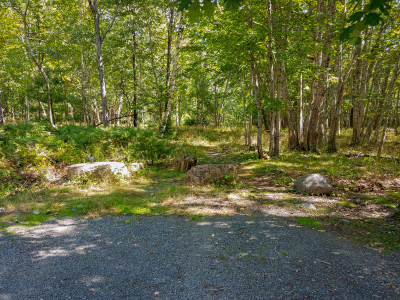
[87,0,120,128]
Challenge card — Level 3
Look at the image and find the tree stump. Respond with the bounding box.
[174,154,197,172]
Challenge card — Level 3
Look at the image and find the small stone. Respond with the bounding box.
[296,202,317,210]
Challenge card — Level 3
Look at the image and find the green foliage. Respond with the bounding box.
[297,217,323,228]
[222,172,236,186]
[340,0,393,42]
[176,0,243,22]
[394,203,400,220]
[0,123,176,173]
[183,117,197,126]
[128,129,176,165]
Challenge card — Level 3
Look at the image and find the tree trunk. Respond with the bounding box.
[395,90,399,135]
[91,100,101,125]
[114,96,121,126]
[241,79,248,145]
[39,101,47,118]
[0,97,4,125]
[298,72,303,139]
[327,49,355,152]
[351,40,369,146]
[67,103,75,125]
[175,95,179,131]
[147,16,162,125]
[269,84,281,157]
[22,1,55,131]
[377,57,400,158]
[89,1,108,127]
[254,67,263,159]
[363,59,383,142]
[373,65,392,144]
[25,93,30,121]
[247,10,263,159]
[164,6,174,112]
[266,0,276,157]
[248,78,253,147]
[162,11,184,134]
[132,31,139,128]
[277,60,299,150]
[88,0,119,128]
[214,85,219,127]
[303,0,336,152]
[80,44,89,127]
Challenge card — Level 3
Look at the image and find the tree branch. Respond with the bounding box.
[94,113,135,127]
[101,0,120,43]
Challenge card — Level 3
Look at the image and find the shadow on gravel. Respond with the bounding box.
[1,214,399,299]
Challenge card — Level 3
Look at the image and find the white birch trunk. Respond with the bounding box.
[88,0,119,128]
[39,102,47,118]
[162,11,184,133]
[117,96,123,126]
[67,103,75,125]
[25,94,30,121]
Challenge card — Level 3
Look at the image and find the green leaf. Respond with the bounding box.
[349,21,366,39]
[364,12,382,26]
[176,0,193,11]
[364,0,393,15]
[202,0,216,18]
[224,0,243,10]
[339,24,356,41]
[354,36,362,45]
[348,11,364,22]
[354,20,367,33]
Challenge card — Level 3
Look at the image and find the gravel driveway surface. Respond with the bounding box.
[1,214,399,299]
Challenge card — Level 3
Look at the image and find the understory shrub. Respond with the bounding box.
[128,129,175,165]
[0,123,175,169]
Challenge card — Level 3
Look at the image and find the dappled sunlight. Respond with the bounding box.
[35,244,97,260]
[6,218,78,237]
[185,206,236,216]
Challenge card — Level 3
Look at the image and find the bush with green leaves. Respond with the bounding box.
[128,129,175,165]
[0,123,175,169]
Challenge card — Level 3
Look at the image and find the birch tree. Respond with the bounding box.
[88,0,120,127]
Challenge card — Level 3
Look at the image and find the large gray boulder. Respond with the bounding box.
[186,164,238,185]
[67,162,131,180]
[293,174,333,195]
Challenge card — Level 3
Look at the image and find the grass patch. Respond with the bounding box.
[188,214,204,221]
[297,217,323,228]
[341,200,358,208]
[336,219,400,253]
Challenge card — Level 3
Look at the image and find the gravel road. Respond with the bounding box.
[1,214,399,299]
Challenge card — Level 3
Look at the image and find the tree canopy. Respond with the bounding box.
[0,0,399,155]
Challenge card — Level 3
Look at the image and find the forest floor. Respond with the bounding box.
[1,126,400,253]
